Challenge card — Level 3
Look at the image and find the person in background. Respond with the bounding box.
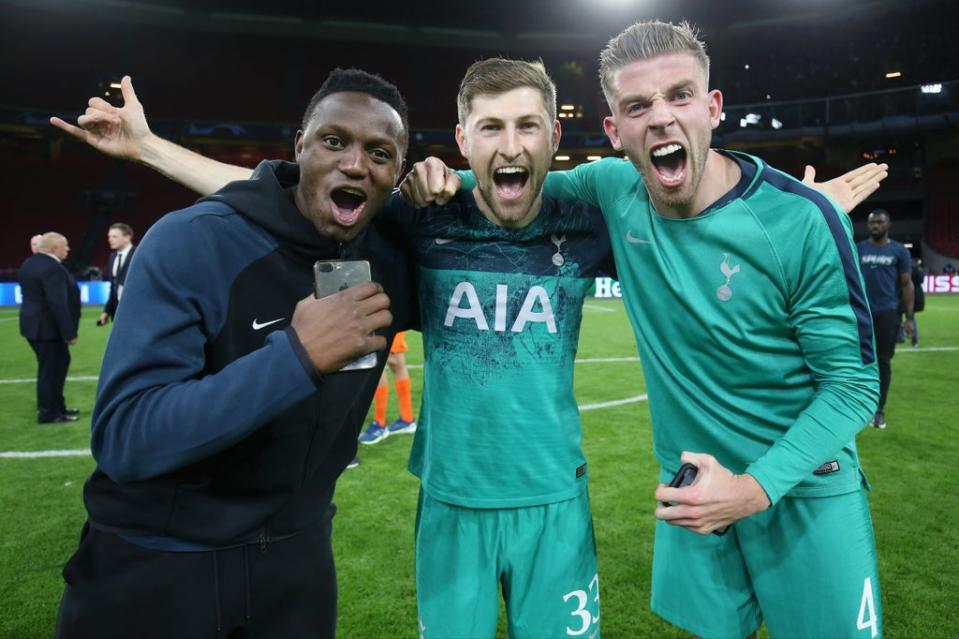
[358,331,417,444]
[898,257,925,347]
[18,232,81,424]
[97,222,136,326]
[858,208,914,429]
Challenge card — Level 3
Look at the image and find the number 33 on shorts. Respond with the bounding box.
[563,573,600,637]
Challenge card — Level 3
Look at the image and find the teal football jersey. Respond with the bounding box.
[460,152,879,504]
[382,192,613,507]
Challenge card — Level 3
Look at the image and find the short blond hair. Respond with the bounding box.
[599,20,710,103]
[457,58,557,125]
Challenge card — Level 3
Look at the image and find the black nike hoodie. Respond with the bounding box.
[83,160,415,547]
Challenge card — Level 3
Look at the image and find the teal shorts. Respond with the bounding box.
[415,488,600,639]
[651,487,882,639]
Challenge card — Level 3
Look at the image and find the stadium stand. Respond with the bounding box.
[925,164,959,260]
[1,0,956,273]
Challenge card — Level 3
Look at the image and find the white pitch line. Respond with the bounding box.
[0,375,99,385]
[576,356,641,364]
[3,346,957,384]
[0,449,91,459]
[583,304,616,313]
[0,395,651,459]
[580,394,647,411]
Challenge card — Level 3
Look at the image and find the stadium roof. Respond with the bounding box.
[0,0,928,52]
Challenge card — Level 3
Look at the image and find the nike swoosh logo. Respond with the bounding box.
[434,237,455,245]
[625,231,652,245]
[252,317,285,331]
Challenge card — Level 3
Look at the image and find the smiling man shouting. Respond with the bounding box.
[54,69,416,639]
[524,21,884,639]
[387,59,614,638]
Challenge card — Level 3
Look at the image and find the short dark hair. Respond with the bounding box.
[110,222,134,237]
[868,209,890,220]
[301,68,409,146]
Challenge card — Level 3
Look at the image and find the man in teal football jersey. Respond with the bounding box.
[382,59,614,637]
[407,21,884,639]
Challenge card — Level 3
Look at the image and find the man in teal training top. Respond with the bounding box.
[408,20,884,639]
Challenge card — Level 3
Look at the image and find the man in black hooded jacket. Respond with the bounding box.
[55,69,416,639]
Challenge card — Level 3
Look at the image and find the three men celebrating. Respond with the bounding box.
[52,19,888,639]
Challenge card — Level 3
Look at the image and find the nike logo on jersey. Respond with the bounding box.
[625,231,652,245]
[252,317,285,331]
[434,237,455,245]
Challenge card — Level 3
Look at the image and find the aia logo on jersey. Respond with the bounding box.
[444,282,557,333]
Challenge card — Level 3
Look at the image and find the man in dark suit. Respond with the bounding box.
[97,222,135,327]
[18,232,82,423]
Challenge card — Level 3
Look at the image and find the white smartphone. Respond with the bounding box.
[313,260,378,371]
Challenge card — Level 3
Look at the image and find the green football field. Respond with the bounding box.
[1,296,957,638]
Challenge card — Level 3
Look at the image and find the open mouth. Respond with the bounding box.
[650,143,687,188]
[330,187,368,226]
[492,166,529,201]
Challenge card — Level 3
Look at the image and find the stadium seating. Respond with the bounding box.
[925,164,959,258]
[1,152,196,277]
[2,1,957,272]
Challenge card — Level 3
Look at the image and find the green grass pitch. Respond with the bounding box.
[1,296,957,638]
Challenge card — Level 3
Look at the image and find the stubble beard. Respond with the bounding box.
[635,134,711,215]
[476,172,546,228]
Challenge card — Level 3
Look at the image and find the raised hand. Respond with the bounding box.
[50,75,151,161]
[803,162,888,214]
